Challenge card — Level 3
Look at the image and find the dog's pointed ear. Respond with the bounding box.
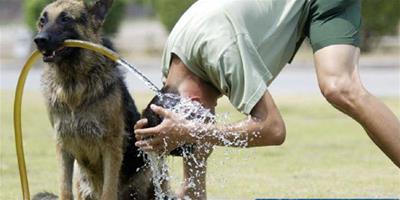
[86,0,114,28]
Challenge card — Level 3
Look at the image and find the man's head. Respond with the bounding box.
[142,86,180,128]
[34,0,113,63]
[141,87,194,156]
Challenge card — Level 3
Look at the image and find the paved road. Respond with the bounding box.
[1,59,399,97]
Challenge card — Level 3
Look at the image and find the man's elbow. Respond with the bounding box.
[261,120,286,146]
[271,120,286,145]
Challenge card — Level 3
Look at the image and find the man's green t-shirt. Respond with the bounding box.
[162,0,308,114]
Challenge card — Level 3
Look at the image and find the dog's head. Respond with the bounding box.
[34,0,113,63]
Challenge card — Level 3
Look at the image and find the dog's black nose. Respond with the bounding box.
[34,32,50,47]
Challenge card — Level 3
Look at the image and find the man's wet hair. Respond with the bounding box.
[141,86,193,156]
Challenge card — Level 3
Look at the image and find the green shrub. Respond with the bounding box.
[361,0,400,51]
[24,0,48,32]
[152,0,196,32]
[24,0,127,36]
[103,0,127,36]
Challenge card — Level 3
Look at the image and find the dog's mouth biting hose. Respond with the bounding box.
[14,40,157,200]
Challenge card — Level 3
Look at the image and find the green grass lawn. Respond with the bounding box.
[1,90,399,199]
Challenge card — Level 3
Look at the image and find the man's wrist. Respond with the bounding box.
[184,121,213,145]
[183,122,198,144]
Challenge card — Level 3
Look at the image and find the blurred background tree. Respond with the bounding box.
[21,0,400,52]
[138,0,400,52]
[23,0,127,36]
[137,0,195,32]
[152,0,195,32]
[361,0,400,52]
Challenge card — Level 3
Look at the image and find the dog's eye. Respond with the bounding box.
[38,17,46,28]
[60,15,73,24]
[61,16,73,23]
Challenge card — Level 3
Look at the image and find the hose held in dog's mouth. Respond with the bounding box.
[63,39,120,61]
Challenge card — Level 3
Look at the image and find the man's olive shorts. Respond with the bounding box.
[305,0,361,52]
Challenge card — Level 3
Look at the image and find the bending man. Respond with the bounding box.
[135,0,400,198]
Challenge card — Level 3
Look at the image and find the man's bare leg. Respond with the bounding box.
[313,44,400,167]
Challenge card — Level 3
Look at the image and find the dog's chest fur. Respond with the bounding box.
[41,56,124,162]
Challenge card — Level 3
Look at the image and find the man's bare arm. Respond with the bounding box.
[135,91,285,150]
[189,91,285,147]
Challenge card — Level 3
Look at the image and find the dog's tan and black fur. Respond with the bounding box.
[32,0,155,199]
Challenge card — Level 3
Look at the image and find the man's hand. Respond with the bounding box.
[134,104,194,154]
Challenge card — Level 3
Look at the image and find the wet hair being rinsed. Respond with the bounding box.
[141,86,194,156]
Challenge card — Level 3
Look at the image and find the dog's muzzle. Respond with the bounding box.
[34,32,67,62]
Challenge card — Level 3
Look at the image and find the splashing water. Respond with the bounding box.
[116,56,251,147]
[141,93,253,199]
[145,152,171,199]
[116,58,252,199]
[141,93,217,200]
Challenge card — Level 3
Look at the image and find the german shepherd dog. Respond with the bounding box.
[32,0,156,199]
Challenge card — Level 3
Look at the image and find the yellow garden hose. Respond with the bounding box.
[14,40,123,200]
[14,50,41,200]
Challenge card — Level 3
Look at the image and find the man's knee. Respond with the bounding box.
[319,76,367,112]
